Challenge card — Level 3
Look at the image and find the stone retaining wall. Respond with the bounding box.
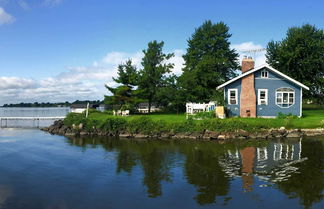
[42,120,324,140]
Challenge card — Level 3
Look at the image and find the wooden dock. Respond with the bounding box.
[0,116,65,128]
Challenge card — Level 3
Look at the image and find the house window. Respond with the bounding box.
[258,89,268,105]
[261,70,268,78]
[228,89,238,105]
[276,87,295,108]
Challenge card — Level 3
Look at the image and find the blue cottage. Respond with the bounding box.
[217,57,309,118]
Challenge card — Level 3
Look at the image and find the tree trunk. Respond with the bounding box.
[148,99,151,114]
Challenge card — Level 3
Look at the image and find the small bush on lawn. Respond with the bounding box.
[83,119,102,132]
[126,117,168,136]
[100,117,127,135]
[196,118,271,132]
[103,110,113,115]
[170,117,196,133]
[150,120,168,136]
[126,116,149,134]
[64,113,87,126]
[88,109,101,114]
[193,111,215,120]
[277,112,298,119]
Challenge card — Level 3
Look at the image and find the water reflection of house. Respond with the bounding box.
[219,139,304,191]
[240,147,255,192]
[254,140,302,174]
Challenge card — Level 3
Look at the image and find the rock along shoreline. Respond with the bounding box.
[41,120,324,140]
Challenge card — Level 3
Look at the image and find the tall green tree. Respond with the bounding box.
[266,24,324,102]
[105,59,138,109]
[137,40,174,113]
[155,75,186,114]
[179,20,239,102]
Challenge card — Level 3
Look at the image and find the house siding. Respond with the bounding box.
[224,79,241,117]
[224,67,301,117]
[254,69,301,117]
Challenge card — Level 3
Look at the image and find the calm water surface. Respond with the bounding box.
[0,107,70,128]
[0,129,323,209]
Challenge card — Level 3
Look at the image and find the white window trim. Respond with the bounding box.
[299,87,302,117]
[258,89,268,105]
[228,89,238,105]
[261,70,269,78]
[275,87,295,108]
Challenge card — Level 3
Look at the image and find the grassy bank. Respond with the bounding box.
[63,108,324,136]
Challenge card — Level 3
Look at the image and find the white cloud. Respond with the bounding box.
[17,0,62,10]
[168,49,185,75]
[0,7,14,25]
[102,51,143,67]
[232,41,267,67]
[0,77,37,89]
[0,49,185,105]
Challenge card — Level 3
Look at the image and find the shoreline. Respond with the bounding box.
[42,120,324,140]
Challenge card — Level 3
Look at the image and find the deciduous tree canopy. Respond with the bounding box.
[179,20,239,103]
[266,24,324,102]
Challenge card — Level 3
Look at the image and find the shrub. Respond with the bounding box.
[103,110,113,115]
[100,117,127,135]
[126,116,148,134]
[83,119,102,132]
[125,117,169,136]
[64,112,277,137]
[150,120,168,136]
[170,117,197,133]
[277,112,298,119]
[63,113,87,126]
[193,111,215,120]
[88,109,101,114]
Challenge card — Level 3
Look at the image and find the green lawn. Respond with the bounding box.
[87,109,324,129]
[233,109,324,129]
[88,112,187,123]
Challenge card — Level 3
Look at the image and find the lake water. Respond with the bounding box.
[0,107,70,128]
[0,129,323,209]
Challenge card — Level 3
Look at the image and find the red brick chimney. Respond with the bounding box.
[240,57,256,117]
[241,56,255,73]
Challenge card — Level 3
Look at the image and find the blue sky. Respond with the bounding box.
[0,0,323,104]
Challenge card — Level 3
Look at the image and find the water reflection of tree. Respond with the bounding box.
[66,137,272,205]
[276,139,324,209]
[138,144,173,197]
[116,148,137,174]
[67,137,175,198]
[114,141,175,197]
[180,144,230,205]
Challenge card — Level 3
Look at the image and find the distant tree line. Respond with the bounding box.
[106,20,324,113]
[2,100,103,107]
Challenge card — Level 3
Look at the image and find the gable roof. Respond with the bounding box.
[216,64,310,90]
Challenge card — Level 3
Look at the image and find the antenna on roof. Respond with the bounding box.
[238,48,266,60]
